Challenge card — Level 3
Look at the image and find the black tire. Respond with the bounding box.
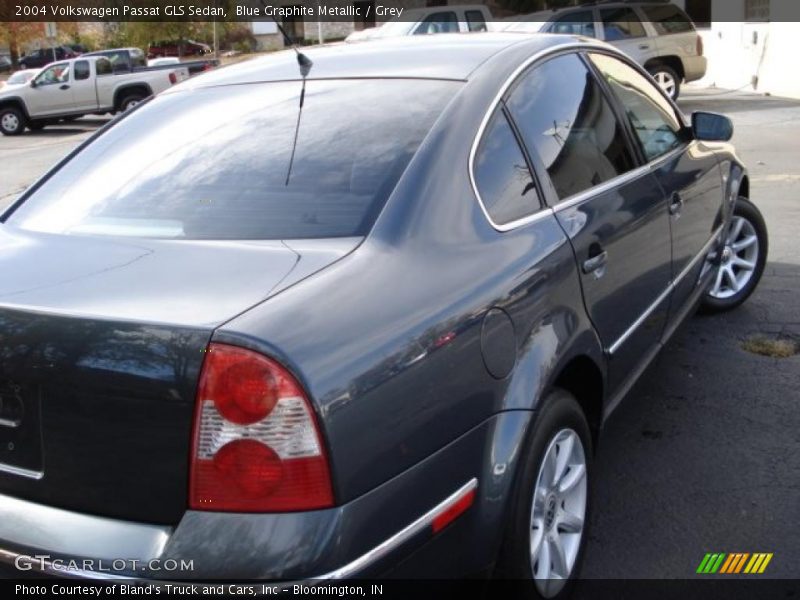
[701,197,768,313]
[19,62,28,70]
[27,121,46,131]
[495,388,593,599]
[648,63,681,100]
[0,106,27,136]
[119,94,144,112]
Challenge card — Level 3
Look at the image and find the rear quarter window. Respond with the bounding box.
[5,79,460,240]
[641,5,695,35]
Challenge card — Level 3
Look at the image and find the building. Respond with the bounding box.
[675,0,800,99]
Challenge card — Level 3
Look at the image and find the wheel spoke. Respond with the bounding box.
[733,256,755,271]
[733,235,757,252]
[530,518,545,564]
[558,463,586,494]
[712,264,725,295]
[552,434,575,486]
[549,536,569,578]
[723,265,739,292]
[558,510,584,534]
[535,534,552,580]
[728,217,745,244]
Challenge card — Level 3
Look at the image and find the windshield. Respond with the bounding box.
[5,79,460,240]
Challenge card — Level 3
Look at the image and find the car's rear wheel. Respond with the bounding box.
[120,94,144,112]
[701,197,768,312]
[496,389,592,599]
[0,106,26,136]
[648,64,681,100]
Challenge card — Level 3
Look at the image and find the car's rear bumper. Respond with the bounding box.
[683,55,708,82]
[0,412,530,580]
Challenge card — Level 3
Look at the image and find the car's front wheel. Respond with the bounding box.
[496,388,592,599]
[0,106,26,136]
[701,197,768,312]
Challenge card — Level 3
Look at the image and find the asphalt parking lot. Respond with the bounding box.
[0,88,797,580]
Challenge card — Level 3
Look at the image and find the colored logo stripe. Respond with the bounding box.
[698,552,773,574]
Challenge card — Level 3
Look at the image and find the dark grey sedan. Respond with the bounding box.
[0,33,766,595]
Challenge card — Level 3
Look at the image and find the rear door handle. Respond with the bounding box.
[669,192,684,216]
[582,250,609,275]
[59,84,70,90]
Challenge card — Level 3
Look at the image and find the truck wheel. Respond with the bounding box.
[119,94,144,112]
[648,64,681,100]
[701,197,768,313]
[495,388,592,599]
[0,106,26,136]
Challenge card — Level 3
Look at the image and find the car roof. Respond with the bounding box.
[175,33,572,89]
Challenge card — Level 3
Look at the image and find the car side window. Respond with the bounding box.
[506,53,637,201]
[74,60,90,81]
[465,10,488,32]
[600,8,646,41]
[415,12,459,34]
[549,11,596,38]
[474,108,541,226]
[589,53,685,162]
[95,58,112,76]
[641,5,695,35]
[35,63,71,86]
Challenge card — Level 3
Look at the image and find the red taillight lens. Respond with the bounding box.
[189,343,334,512]
[169,72,177,85]
[697,35,704,56]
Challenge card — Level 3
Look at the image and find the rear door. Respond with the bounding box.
[504,52,672,395]
[599,6,658,66]
[70,59,97,111]
[587,52,723,327]
[544,8,599,38]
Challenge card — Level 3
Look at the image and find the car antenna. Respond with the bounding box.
[261,1,313,185]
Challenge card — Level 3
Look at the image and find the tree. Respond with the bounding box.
[0,22,45,66]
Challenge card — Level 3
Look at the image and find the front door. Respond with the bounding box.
[588,52,724,331]
[504,52,673,395]
[26,62,74,116]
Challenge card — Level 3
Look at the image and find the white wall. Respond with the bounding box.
[692,0,800,99]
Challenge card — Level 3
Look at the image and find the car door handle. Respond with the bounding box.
[639,44,650,50]
[669,193,684,216]
[582,250,608,275]
[59,84,70,90]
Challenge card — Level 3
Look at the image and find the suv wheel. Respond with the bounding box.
[495,388,592,599]
[648,64,681,100]
[0,106,26,136]
[701,197,768,312]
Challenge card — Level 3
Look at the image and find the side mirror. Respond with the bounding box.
[29,79,37,88]
[692,111,733,142]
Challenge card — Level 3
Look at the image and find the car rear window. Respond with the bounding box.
[5,79,460,240]
[641,5,695,35]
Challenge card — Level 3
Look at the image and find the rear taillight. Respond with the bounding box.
[697,35,704,56]
[169,72,177,85]
[189,343,334,512]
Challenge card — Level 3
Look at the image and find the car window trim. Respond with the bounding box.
[468,43,696,234]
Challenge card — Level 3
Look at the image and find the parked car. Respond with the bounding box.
[0,69,39,90]
[0,56,188,135]
[18,46,77,69]
[500,1,706,99]
[86,47,218,76]
[0,34,766,592]
[346,4,491,41]
[68,43,89,55]
[147,39,211,59]
[0,55,11,73]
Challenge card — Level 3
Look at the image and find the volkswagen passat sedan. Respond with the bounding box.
[0,34,766,595]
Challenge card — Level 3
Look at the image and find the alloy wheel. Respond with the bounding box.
[1,112,20,133]
[530,428,587,598]
[653,71,677,98]
[708,215,760,299]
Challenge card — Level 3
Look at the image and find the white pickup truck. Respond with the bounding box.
[0,56,188,135]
